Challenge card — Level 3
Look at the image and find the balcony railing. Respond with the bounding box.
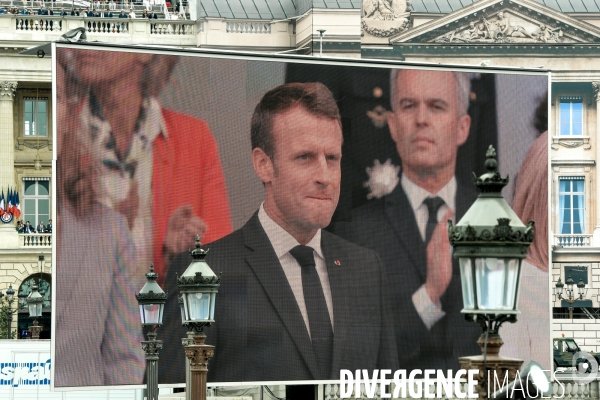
[226,21,271,34]
[1,14,297,49]
[554,234,593,247]
[0,14,196,44]
[19,233,52,248]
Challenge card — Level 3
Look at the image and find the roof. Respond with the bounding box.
[200,0,600,19]
[200,0,297,18]
[409,0,600,12]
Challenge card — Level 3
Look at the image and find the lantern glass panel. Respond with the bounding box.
[29,302,42,317]
[187,292,211,321]
[459,257,475,310]
[141,304,161,325]
[209,292,216,321]
[475,257,519,310]
[158,303,164,325]
[556,284,563,296]
[567,280,574,292]
[178,296,186,324]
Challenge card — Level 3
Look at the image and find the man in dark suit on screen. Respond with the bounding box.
[160,82,397,387]
[334,69,480,371]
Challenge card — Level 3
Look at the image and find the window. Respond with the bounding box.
[23,179,50,227]
[23,98,48,137]
[559,97,583,136]
[559,177,584,235]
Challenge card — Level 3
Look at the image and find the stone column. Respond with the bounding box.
[0,82,19,248]
[0,81,16,191]
[592,82,600,246]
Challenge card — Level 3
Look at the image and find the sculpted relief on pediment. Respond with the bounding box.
[362,0,411,38]
[433,10,578,43]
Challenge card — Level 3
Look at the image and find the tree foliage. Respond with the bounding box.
[0,297,17,339]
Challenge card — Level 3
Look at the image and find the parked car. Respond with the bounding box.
[554,337,600,373]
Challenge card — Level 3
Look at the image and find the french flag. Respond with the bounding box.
[14,190,20,218]
[6,188,12,215]
[0,190,4,217]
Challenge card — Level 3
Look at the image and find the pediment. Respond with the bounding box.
[390,0,600,44]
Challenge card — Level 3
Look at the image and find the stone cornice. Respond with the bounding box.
[389,42,600,56]
[390,0,600,43]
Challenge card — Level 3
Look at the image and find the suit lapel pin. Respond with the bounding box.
[334,260,341,266]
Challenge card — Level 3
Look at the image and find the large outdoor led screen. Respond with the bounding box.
[52,43,550,388]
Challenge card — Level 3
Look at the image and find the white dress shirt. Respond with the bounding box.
[258,203,334,336]
[401,174,456,330]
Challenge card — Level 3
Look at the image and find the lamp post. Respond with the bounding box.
[26,283,44,339]
[177,236,220,400]
[317,29,326,57]
[448,145,534,399]
[136,264,167,400]
[555,276,586,319]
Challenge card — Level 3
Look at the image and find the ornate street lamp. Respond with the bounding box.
[18,290,27,310]
[27,283,44,339]
[177,236,220,400]
[6,284,15,303]
[136,264,167,400]
[555,276,586,319]
[448,145,534,398]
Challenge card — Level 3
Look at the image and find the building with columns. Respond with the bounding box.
[0,0,598,352]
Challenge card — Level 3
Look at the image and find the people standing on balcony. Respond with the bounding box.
[98,8,112,17]
[16,221,23,233]
[128,7,135,18]
[148,8,157,31]
[22,221,35,234]
[59,7,67,30]
[46,219,52,233]
[117,9,127,31]
[141,9,147,18]
[70,8,79,16]
[37,220,45,233]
